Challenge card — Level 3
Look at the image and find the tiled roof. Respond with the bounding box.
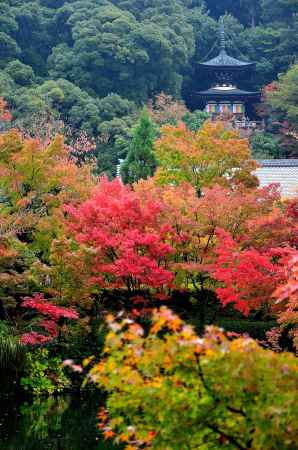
[255,160,298,198]
[200,50,254,68]
[257,159,298,168]
[198,87,260,98]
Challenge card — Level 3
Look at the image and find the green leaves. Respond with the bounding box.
[93,309,298,449]
[20,348,70,396]
[121,109,157,184]
[0,322,26,371]
[267,64,298,129]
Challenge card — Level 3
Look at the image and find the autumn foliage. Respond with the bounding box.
[20,293,78,345]
[154,121,258,192]
[65,177,174,293]
[91,308,298,450]
[0,125,95,336]
[0,111,297,433]
[0,130,95,260]
[274,256,298,351]
[211,228,296,316]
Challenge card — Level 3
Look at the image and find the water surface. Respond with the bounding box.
[0,393,118,450]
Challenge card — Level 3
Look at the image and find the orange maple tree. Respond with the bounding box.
[0,129,95,258]
[0,127,96,323]
[154,121,258,193]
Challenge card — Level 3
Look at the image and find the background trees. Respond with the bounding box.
[0,0,297,172]
[267,64,298,134]
[121,109,157,184]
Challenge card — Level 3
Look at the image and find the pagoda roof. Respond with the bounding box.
[199,17,255,70]
[197,86,260,100]
[200,50,255,70]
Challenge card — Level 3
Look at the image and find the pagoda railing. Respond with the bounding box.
[233,119,265,130]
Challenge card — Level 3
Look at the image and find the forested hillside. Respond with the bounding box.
[1,0,298,172]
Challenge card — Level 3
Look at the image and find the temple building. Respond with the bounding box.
[196,18,260,122]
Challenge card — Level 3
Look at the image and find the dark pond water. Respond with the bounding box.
[0,393,118,450]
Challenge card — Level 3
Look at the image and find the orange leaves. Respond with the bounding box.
[103,430,116,439]
[0,129,94,210]
[92,307,298,449]
[0,128,95,260]
[0,121,97,324]
[151,306,183,333]
[154,120,258,191]
[119,433,129,442]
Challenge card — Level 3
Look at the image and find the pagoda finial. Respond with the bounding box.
[219,16,226,53]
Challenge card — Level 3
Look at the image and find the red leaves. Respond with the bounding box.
[210,194,298,317]
[211,229,294,316]
[20,293,78,345]
[273,256,298,350]
[0,98,12,122]
[20,331,54,345]
[65,177,174,292]
[63,175,298,316]
[22,293,79,320]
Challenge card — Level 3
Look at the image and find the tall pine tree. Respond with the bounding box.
[121,109,157,184]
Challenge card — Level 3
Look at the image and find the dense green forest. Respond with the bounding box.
[0,0,298,172]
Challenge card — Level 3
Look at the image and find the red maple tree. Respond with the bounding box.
[65,177,174,294]
[211,228,295,316]
[20,293,79,345]
[274,256,298,351]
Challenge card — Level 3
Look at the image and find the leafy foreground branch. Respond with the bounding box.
[90,307,298,450]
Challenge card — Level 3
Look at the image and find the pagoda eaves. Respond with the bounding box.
[199,50,255,71]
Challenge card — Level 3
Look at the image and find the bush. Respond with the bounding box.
[92,307,298,449]
[250,131,280,159]
[21,348,70,396]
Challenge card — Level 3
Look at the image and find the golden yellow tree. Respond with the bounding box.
[154,121,257,193]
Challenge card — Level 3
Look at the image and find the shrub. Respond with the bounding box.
[21,348,70,396]
[91,307,298,450]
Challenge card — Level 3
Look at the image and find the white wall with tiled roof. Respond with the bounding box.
[255,163,298,198]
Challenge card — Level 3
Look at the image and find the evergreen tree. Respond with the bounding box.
[121,109,157,184]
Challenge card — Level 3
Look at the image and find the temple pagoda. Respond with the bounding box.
[196,18,260,121]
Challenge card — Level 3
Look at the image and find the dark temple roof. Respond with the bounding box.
[199,17,255,71]
[200,50,255,70]
[197,86,260,100]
